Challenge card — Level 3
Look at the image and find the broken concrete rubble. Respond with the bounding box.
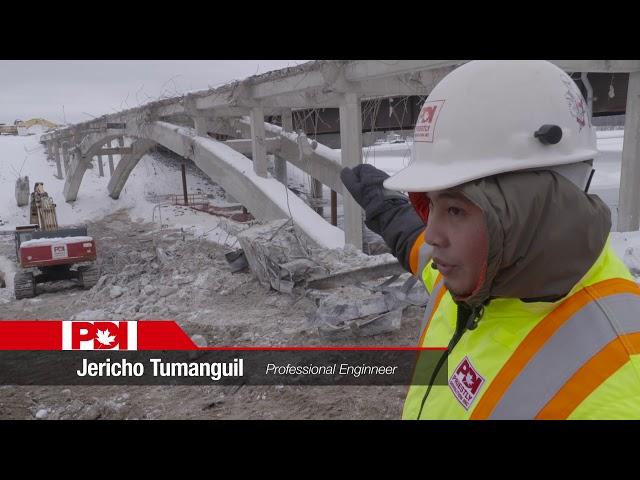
[231,219,430,338]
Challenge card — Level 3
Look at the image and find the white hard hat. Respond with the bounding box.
[383,60,598,192]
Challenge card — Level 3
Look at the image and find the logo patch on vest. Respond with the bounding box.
[449,356,485,410]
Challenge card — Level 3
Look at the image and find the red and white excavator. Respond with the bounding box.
[13,182,100,299]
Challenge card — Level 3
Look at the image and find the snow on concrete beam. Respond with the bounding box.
[617,71,640,232]
[144,121,345,249]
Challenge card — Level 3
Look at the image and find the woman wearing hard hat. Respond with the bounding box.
[341,60,640,419]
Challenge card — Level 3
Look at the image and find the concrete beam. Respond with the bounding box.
[77,131,126,157]
[223,138,281,155]
[106,139,115,176]
[98,147,133,156]
[551,60,640,73]
[229,118,344,193]
[617,71,640,232]
[345,60,464,81]
[251,69,328,100]
[63,133,128,201]
[62,142,70,176]
[250,107,268,177]
[107,139,157,199]
[145,121,344,249]
[49,60,640,144]
[274,109,292,186]
[96,155,104,177]
[54,143,63,179]
[63,152,90,201]
[339,92,364,249]
[311,177,324,215]
[194,116,211,137]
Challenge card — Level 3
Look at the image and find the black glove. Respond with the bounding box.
[340,164,408,221]
[341,164,425,272]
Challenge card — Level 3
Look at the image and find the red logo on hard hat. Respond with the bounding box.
[449,356,485,410]
[563,78,588,130]
[414,100,445,143]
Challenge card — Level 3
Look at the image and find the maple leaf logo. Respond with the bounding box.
[96,329,116,347]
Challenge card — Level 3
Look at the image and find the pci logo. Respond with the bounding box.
[52,244,68,259]
[449,356,484,410]
[62,321,138,350]
[414,100,445,143]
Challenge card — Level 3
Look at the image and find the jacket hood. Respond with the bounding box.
[452,170,611,307]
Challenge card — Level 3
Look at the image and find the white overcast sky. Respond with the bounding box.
[0,60,308,125]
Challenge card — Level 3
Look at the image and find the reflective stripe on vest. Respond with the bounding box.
[418,274,445,346]
[470,278,640,419]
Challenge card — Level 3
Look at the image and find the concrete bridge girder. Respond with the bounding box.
[107,139,157,199]
[144,121,344,249]
[63,133,133,202]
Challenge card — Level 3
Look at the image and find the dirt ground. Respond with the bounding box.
[0,209,424,420]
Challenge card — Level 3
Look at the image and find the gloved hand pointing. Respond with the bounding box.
[340,164,408,221]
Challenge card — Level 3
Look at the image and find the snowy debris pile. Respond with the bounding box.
[308,274,428,339]
[235,219,428,337]
[236,218,402,294]
[236,219,323,294]
[64,218,259,324]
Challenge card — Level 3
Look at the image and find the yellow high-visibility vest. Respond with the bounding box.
[403,237,640,420]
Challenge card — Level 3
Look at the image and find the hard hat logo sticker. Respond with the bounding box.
[563,78,588,130]
[414,100,445,143]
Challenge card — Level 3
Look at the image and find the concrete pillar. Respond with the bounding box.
[331,190,338,226]
[105,139,114,176]
[339,92,364,249]
[311,177,324,216]
[618,71,640,232]
[194,116,210,137]
[274,156,288,185]
[96,154,104,177]
[250,107,268,178]
[54,142,63,179]
[46,141,53,159]
[282,109,294,132]
[274,109,292,186]
[62,142,70,176]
